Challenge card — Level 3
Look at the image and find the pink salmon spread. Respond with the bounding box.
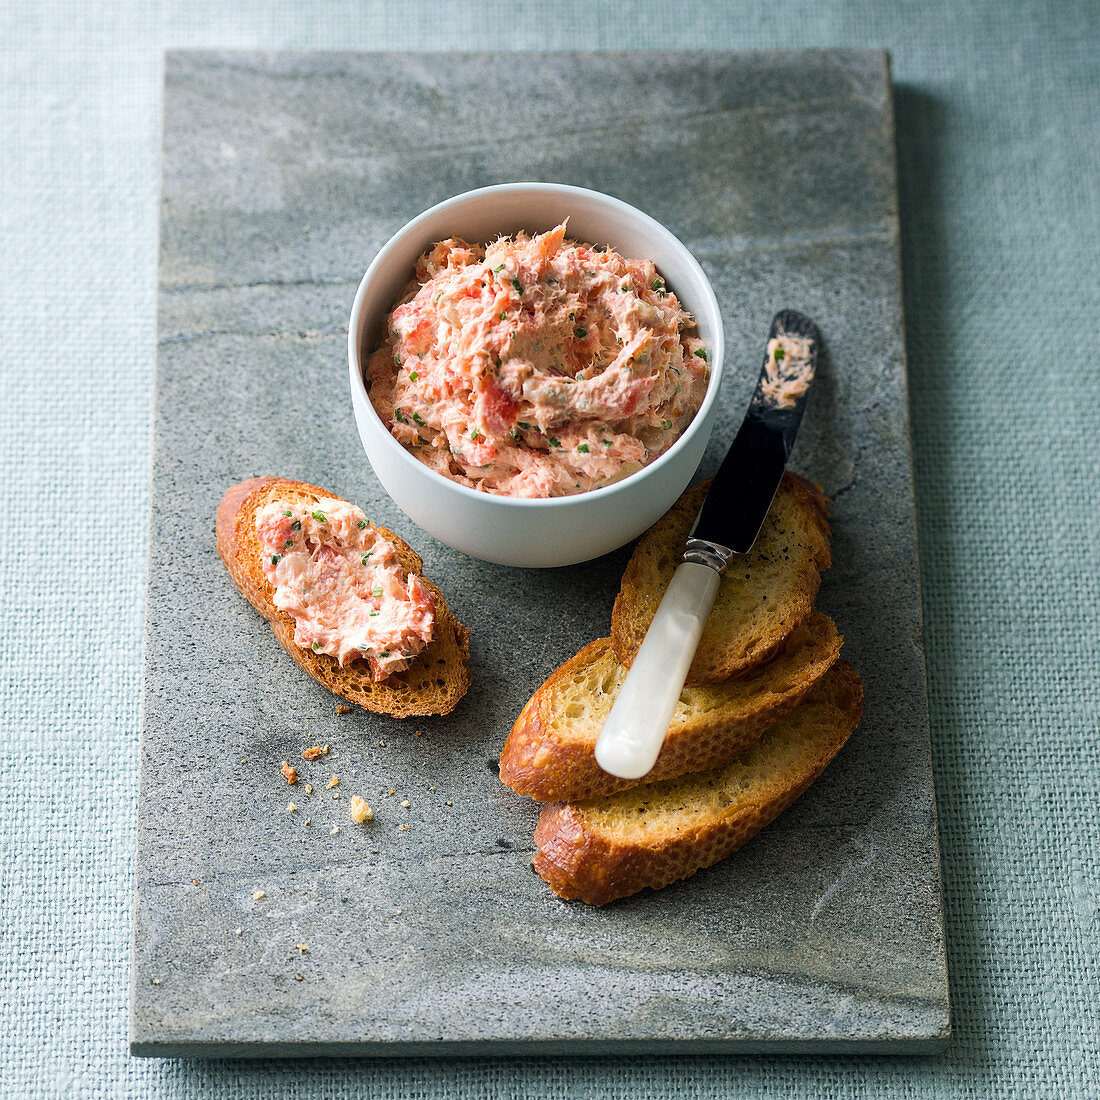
[365,223,709,498]
[256,498,434,680]
[762,328,815,409]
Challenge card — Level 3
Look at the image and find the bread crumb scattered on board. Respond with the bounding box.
[350,796,373,822]
[296,943,309,954]
[305,784,313,794]
[235,927,242,936]
[330,825,339,835]
[252,890,266,900]
[400,800,410,808]
[280,762,299,785]
[336,704,350,714]
[325,775,339,790]
[286,802,298,813]
[302,745,324,761]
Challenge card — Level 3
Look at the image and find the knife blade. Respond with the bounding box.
[594,309,819,780]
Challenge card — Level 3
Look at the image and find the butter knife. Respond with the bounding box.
[594,309,820,779]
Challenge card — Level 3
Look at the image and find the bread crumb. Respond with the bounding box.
[415,730,423,737]
[336,704,350,714]
[387,790,395,797]
[296,943,309,954]
[400,823,411,830]
[324,744,330,753]
[304,818,311,826]
[235,927,242,936]
[191,880,198,886]
[325,775,339,790]
[252,890,266,900]
[302,746,323,761]
[395,909,403,916]
[294,973,303,981]
[281,761,299,785]
[446,801,452,806]
[350,796,373,823]
[400,800,410,808]
[286,802,298,813]
[428,786,435,792]
[241,758,247,765]
[305,784,313,794]
[330,825,339,835]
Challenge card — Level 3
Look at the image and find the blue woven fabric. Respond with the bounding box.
[1,1,1096,1096]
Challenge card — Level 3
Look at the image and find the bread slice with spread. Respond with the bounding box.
[532,661,862,906]
[500,612,842,802]
[216,477,470,717]
[611,472,832,684]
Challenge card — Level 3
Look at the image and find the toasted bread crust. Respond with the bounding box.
[500,613,842,802]
[216,477,470,717]
[532,661,862,905]
[611,472,832,684]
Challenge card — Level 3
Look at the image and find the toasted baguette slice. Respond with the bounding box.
[216,477,470,717]
[501,612,842,802]
[611,472,832,684]
[532,661,862,905]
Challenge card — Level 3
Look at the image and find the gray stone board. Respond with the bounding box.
[131,49,948,1056]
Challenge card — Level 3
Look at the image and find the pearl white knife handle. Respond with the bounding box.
[594,561,722,780]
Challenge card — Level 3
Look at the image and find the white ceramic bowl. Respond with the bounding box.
[348,183,724,568]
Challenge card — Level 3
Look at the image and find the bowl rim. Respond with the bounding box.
[347,181,725,509]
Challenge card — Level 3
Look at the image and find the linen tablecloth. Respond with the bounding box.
[2,1,1096,1096]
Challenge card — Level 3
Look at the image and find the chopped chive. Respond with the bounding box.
[408,370,418,382]
[621,283,630,291]
[470,428,481,441]
[662,419,673,430]
[284,539,293,548]
[361,552,373,565]
[577,443,590,453]
[601,438,612,446]
[500,311,507,320]
[291,519,301,531]
[282,510,292,517]
[312,641,320,651]
[548,437,561,448]
[369,610,379,617]
[394,353,403,366]
[433,292,443,303]
[511,277,523,294]
[357,519,367,528]
[574,326,588,338]
[774,347,786,361]
[311,510,327,523]
[372,586,383,597]
[617,337,623,346]
[510,428,521,441]
[271,554,282,565]
[493,263,505,272]
[518,422,533,431]
[394,408,408,424]
[568,312,575,321]
[379,651,390,658]
[546,275,558,284]
[694,348,708,360]
[412,412,425,426]
[650,277,666,296]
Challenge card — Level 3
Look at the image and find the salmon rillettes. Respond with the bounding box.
[365,224,709,498]
[255,497,435,681]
